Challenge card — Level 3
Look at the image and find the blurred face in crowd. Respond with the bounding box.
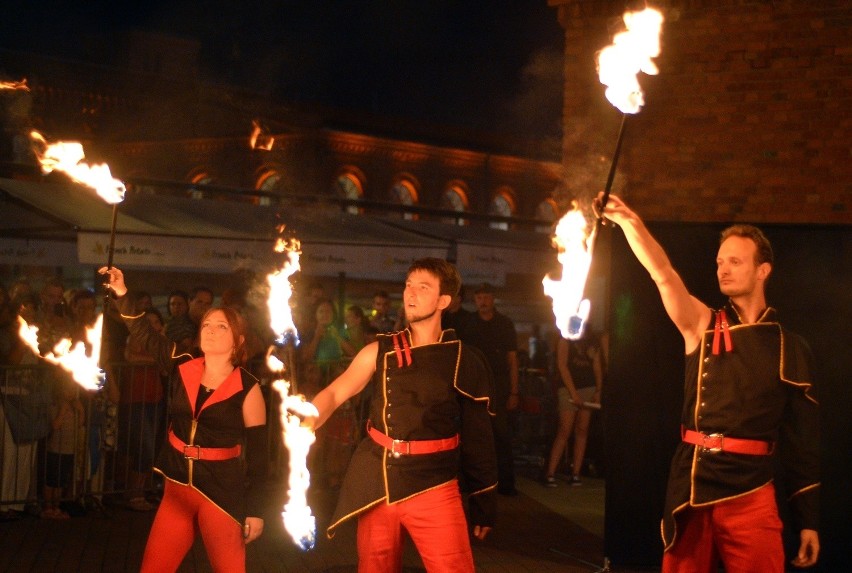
[315,301,335,328]
[169,294,189,318]
[40,284,65,315]
[189,290,214,323]
[474,291,495,316]
[147,312,164,333]
[72,296,97,326]
[372,295,391,317]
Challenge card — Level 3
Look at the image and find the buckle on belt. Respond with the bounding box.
[184,444,202,460]
[390,439,410,458]
[701,433,724,453]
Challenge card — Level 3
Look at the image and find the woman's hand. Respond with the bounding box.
[98,266,128,298]
[243,517,264,544]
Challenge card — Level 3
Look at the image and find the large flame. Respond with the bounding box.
[596,7,664,114]
[0,78,29,91]
[264,231,317,550]
[542,204,594,340]
[17,315,105,391]
[274,380,318,551]
[30,130,126,204]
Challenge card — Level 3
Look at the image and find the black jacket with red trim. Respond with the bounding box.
[662,303,819,550]
[327,328,497,537]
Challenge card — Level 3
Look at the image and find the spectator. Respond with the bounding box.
[164,290,195,355]
[340,305,369,357]
[0,295,50,521]
[463,283,520,496]
[441,285,473,335]
[187,286,214,333]
[368,290,398,333]
[119,309,169,512]
[542,330,603,487]
[41,378,84,519]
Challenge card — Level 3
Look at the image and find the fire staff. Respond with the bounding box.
[599,194,819,572]
[304,258,497,573]
[100,267,268,573]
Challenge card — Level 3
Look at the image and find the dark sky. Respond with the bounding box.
[0,1,565,143]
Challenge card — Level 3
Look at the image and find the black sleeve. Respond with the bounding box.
[244,424,269,519]
[115,293,176,372]
[456,345,498,527]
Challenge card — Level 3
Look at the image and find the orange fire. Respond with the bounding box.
[542,203,594,340]
[17,315,105,391]
[596,7,664,114]
[30,130,125,204]
[249,120,275,151]
[264,232,317,550]
[0,78,29,91]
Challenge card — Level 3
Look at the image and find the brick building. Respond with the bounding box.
[549,0,850,224]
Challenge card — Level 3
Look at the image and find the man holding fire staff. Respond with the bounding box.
[303,257,497,573]
[599,193,819,572]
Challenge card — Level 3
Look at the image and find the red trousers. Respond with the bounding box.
[356,479,475,573]
[140,480,245,573]
[663,483,784,573]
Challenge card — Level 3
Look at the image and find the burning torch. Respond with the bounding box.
[19,131,127,390]
[264,230,319,551]
[544,7,663,341]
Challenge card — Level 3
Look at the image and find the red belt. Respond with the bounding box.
[169,429,241,461]
[681,427,773,456]
[367,421,459,458]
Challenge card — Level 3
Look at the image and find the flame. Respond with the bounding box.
[596,7,664,114]
[0,78,29,91]
[249,120,274,151]
[264,230,316,549]
[17,315,105,391]
[542,204,594,340]
[266,235,301,352]
[274,380,318,551]
[30,130,126,204]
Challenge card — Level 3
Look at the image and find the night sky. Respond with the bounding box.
[0,1,564,144]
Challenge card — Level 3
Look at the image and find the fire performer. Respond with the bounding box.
[302,258,497,572]
[99,266,268,573]
[598,194,819,571]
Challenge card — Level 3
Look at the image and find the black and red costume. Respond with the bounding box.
[662,303,819,552]
[327,328,497,538]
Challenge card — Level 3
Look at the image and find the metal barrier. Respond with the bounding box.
[2,357,557,515]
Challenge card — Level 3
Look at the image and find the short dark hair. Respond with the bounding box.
[474,282,494,295]
[720,224,773,266]
[407,258,460,297]
[190,286,214,301]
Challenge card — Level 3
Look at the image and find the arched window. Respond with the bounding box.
[488,187,516,230]
[390,177,419,220]
[440,183,469,225]
[255,167,283,206]
[535,198,559,233]
[335,170,364,214]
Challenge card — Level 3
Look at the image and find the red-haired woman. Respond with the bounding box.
[100,267,267,573]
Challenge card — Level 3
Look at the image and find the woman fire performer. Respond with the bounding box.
[100,266,267,573]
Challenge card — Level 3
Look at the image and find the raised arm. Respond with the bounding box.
[599,194,711,352]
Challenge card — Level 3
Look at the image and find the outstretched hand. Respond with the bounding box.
[98,266,128,298]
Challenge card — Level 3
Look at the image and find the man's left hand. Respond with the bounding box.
[791,529,819,568]
[472,525,491,540]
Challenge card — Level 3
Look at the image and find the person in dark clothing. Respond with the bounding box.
[599,193,819,572]
[305,258,497,573]
[441,285,474,335]
[100,266,268,573]
[462,283,519,496]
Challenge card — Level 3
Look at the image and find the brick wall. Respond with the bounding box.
[550,0,851,224]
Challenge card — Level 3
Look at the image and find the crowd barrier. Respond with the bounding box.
[1,359,559,514]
